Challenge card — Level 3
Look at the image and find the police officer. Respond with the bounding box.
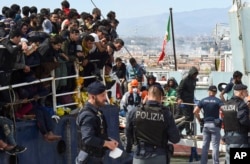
[76,81,118,164]
[126,84,180,164]
[193,85,223,164]
[221,84,250,164]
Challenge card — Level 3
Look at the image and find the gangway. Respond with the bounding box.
[165,100,227,155]
[173,117,226,156]
[177,137,226,152]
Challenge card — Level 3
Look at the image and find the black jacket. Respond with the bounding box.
[76,102,108,151]
[38,38,61,63]
[0,38,22,71]
[112,63,126,79]
[176,66,198,103]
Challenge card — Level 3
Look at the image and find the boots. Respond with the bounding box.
[44,131,62,142]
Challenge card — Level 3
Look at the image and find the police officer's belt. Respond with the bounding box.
[138,141,164,149]
[81,146,106,158]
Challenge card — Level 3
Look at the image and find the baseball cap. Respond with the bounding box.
[208,85,217,92]
[87,81,106,95]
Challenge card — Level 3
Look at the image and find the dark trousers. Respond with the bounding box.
[65,61,76,91]
[34,103,53,135]
[86,156,103,164]
[0,71,12,86]
[177,105,194,135]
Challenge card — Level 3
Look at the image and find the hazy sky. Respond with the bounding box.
[1,0,233,19]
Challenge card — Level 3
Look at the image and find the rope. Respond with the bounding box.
[162,100,196,106]
[4,93,53,107]
[7,84,18,164]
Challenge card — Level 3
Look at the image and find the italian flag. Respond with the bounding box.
[158,16,171,63]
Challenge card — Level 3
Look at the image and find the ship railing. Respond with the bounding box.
[50,60,101,111]
[54,75,97,109]
[51,61,79,111]
[0,60,99,112]
[0,77,53,91]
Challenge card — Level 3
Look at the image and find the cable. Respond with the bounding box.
[123,46,134,58]
[7,84,18,164]
[90,0,105,19]
[90,0,135,60]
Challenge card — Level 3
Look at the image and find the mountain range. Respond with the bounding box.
[117,7,230,37]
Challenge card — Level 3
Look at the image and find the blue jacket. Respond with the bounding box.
[126,63,145,82]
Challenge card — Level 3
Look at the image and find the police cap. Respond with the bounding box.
[233,84,248,91]
[87,81,106,95]
[208,85,217,92]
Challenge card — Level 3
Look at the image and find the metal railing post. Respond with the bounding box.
[51,69,57,112]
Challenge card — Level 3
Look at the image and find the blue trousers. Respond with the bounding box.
[200,122,221,164]
[225,131,249,164]
[0,116,16,145]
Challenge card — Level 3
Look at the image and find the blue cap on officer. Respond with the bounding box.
[233,84,247,91]
[87,81,106,95]
[208,85,217,92]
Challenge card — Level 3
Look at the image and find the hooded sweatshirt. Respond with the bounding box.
[176,66,198,103]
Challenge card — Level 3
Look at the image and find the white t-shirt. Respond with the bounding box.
[89,33,99,53]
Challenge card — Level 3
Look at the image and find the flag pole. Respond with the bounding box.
[170,8,177,71]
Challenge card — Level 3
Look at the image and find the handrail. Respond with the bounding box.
[54,75,78,81]
[56,102,78,108]
[0,45,17,48]
[56,91,78,97]
[79,75,96,79]
[0,77,53,91]
[0,62,97,112]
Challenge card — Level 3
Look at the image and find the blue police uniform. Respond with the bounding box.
[76,81,108,164]
[197,86,223,164]
[126,100,180,164]
[222,84,250,164]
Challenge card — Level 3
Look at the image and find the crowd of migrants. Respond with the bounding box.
[0,1,124,156]
[0,1,250,164]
